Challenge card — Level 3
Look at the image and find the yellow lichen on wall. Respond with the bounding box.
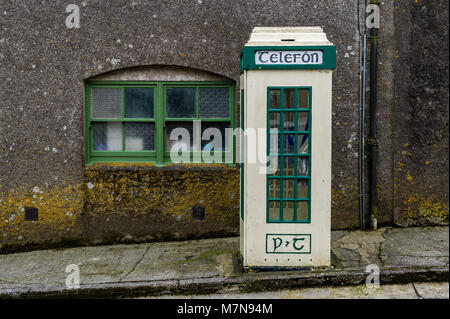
[84,164,240,224]
[331,181,359,209]
[0,183,85,244]
[405,194,449,223]
[394,166,449,225]
[331,179,360,228]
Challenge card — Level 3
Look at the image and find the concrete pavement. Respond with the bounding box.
[0,226,448,298]
[146,282,449,299]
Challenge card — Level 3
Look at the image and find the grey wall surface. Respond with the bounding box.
[0,0,448,249]
[392,0,449,226]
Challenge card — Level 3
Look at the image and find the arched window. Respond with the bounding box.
[85,65,236,165]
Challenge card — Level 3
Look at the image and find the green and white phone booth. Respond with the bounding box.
[239,27,336,268]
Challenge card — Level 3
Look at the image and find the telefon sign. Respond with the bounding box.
[255,50,323,65]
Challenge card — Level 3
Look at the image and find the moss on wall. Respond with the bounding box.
[0,183,85,246]
[0,164,240,251]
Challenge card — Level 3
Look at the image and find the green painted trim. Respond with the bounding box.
[265,234,312,254]
[240,45,336,72]
[86,81,233,85]
[85,82,236,165]
[240,89,245,221]
[266,87,312,224]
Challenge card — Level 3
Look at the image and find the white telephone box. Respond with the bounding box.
[239,27,336,268]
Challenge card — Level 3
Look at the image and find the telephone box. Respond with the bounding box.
[239,27,336,268]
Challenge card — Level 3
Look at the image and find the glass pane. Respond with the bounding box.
[283,201,295,221]
[284,112,295,131]
[93,122,122,151]
[269,90,280,108]
[268,201,281,221]
[297,112,309,131]
[284,89,295,108]
[297,201,309,220]
[268,156,280,176]
[283,157,295,176]
[166,88,196,118]
[199,88,229,118]
[125,123,155,151]
[283,179,295,198]
[124,88,154,118]
[283,134,295,154]
[298,157,309,176]
[298,89,309,108]
[166,122,194,151]
[298,135,309,153]
[201,122,230,151]
[269,112,280,131]
[269,179,280,198]
[297,179,308,198]
[91,88,121,119]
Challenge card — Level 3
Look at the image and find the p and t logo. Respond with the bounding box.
[65,264,80,289]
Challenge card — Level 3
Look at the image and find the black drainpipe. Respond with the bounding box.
[368,0,379,229]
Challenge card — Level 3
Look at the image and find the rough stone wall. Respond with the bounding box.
[0,0,448,250]
[392,0,449,226]
[83,164,240,244]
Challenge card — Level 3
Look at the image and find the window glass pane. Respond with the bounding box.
[283,201,295,221]
[199,88,229,118]
[93,122,122,151]
[91,88,122,119]
[297,157,309,176]
[297,201,309,220]
[297,179,308,198]
[124,88,154,118]
[125,123,155,151]
[298,89,309,108]
[269,112,280,131]
[284,89,295,108]
[268,156,280,176]
[283,179,295,199]
[269,90,280,108]
[298,135,309,153]
[268,201,281,221]
[269,179,280,198]
[166,88,196,118]
[284,112,295,131]
[283,156,295,176]
[297,112,309,131]
[201,122,231,151]
[166,122,194,151]
[283,134,295,153]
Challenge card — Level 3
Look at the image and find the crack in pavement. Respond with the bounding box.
[378,228,388,267]
[411,283,423,299]
[118,245,152,282]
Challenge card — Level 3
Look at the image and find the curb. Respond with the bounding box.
[1,266,448,299]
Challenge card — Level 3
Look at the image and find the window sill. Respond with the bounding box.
[85,162,237,172]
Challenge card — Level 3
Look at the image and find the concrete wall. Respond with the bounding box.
[0,0,448,250]
[392,0,449,226]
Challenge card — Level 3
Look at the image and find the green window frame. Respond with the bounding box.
[267,87,312,223]
[85,81,236,165]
